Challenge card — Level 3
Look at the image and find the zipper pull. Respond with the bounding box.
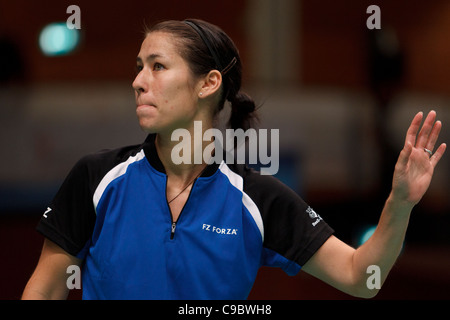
[170,222,176,239]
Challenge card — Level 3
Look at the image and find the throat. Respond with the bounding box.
[165,162,209,221]
[166,183,193,222]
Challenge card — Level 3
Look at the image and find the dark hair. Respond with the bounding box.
[146,19,258,131]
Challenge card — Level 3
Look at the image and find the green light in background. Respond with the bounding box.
[39,22,80,56]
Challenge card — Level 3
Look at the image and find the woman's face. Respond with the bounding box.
[133,31,202,135]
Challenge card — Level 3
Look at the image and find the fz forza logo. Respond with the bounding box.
[202,224,238,236]
[306,206,322,226]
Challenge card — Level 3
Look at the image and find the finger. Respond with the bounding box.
[425,120,442,152]
[430,143,447,168]
[404,112,423,148]
[396,141,413,171]
[416,110,437,148]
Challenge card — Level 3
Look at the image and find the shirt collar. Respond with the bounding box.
[143,134,220,177]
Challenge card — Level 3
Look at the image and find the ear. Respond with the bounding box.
[198,70,222,99]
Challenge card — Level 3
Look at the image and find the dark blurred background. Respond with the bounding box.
[1,0,449,300]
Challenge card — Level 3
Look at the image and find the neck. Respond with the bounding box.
[155,120,214,180]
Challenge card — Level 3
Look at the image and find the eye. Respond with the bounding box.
[153,62,165,71]
[135,64,143,74]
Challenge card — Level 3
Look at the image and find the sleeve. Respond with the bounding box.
[36,155,97,259]
[245,171,334,276]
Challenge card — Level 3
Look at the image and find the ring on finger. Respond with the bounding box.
[424,148,433,157]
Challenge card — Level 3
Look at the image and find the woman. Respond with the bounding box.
[22,19,446,299]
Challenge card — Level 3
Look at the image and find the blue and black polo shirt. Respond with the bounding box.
[36,134,334,299]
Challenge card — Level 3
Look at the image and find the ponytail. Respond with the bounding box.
[228,91,259,131]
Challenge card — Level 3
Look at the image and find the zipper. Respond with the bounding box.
[167,178,198,240]
[170,222,177,240]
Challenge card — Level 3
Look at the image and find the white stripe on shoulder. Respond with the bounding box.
[93,149,146,213]
[218,162,264,242]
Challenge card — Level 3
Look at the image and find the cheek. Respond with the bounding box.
[156,72,196,110]
[166,83,195,106]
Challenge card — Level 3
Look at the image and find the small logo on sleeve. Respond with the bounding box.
[306,206,322,226]
[43,207,52,218]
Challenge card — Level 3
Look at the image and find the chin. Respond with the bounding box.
[137,118,158,134]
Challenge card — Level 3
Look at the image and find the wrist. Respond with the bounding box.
[386,192,415,217]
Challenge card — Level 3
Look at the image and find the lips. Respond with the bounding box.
[136,102,156,109]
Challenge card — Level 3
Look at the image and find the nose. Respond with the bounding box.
[132,71,146,94]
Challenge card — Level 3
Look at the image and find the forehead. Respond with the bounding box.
[137,31,183,60]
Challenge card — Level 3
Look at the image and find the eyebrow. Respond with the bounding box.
[136,53,164,64]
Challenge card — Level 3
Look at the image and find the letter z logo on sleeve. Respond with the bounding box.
[43,207,52,218]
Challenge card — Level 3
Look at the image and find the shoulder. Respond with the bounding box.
[59,142,146,197]
[224,163,309,213]
[73,142,144,175]
[78,142,144,169]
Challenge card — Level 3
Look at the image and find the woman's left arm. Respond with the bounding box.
[303,110,446,298]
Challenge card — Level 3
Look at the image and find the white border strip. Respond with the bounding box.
[218,162,264,242]
[93,149,146,212]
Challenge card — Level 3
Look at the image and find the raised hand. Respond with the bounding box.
[391,111,446,207]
